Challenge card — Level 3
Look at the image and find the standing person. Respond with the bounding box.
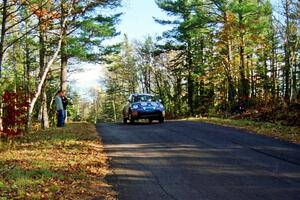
[55,90,64,127]
[61,90,68,125]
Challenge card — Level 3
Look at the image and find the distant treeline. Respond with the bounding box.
[101,0,300,125]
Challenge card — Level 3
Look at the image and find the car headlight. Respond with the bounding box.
[132,104,139,109]
[159,104,164,109]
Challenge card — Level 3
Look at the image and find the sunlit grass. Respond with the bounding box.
[0,123,116,200]
[186,117,300,144]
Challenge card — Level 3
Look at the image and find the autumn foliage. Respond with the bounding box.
[0,123,116,199]
[2,91,30,138]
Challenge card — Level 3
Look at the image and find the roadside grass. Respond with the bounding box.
[185,117,300,144]
[0,123,117,200]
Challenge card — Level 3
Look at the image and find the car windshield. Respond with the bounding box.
[133,95,154,102]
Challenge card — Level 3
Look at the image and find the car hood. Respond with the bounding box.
[140,102,159,107]
[132,101,163,108]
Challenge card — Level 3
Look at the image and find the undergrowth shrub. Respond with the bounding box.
[2,90,30,139]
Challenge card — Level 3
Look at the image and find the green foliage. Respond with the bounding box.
[0,0,122,131]
[68,12,121,61]
[101,0,299,126]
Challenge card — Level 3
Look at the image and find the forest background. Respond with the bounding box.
[0,0,299,138]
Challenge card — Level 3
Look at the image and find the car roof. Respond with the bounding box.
[132,93,153,96]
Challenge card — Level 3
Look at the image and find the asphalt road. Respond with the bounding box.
[96,121,300,200]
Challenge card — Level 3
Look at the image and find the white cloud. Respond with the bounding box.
[68,62,107,98]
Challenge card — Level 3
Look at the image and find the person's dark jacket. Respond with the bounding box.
[62,96,68,110]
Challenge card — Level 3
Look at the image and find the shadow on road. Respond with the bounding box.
[97,121,300,200]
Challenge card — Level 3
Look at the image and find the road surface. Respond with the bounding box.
[96,121,300,200]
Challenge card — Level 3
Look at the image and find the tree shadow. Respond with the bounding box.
[99,121,300,200]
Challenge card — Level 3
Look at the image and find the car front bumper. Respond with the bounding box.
[131,109,165,119]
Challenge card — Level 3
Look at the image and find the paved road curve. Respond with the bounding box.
[96,121,300,200]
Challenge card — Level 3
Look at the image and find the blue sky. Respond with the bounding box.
[70,0,281,98]
[70,0,170,97]
[116,0,280,41]
[115,0,172,41]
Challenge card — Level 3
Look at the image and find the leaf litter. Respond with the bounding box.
[0,123,117,200]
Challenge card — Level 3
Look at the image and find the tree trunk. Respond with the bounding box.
[238,34,248,99]
[227,38,235,106]
[112,95,117,122]
[291,67,297,102]
[147,64,151,93]
[250,67,255,98]
[290,41,298,102]
[174,77,182,117]
[61,53,68,91]
[25,41,31,99]
[238,0,249,102]
[187,71,194,115]
[223,10,235,108]
[0,0,7,79]
[39,21,45,78]
[284,43,291,101]
[283,0,291,102]
[26,28,66,131]
[60,0,68,91]
[41,89,49,129]
[154,71,163,101]
[271,37,277,101]
[26,4,70,131]
[0,0,8,132]
[263,51,269,100]
[187,41,194,116]
[38,19,49,129]
[297,56,300,102]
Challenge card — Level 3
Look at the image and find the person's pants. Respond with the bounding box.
[57,110,64,127]
[63,109,67,125]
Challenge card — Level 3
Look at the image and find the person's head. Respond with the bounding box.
[61,90,66,97]
[56,90,62,96]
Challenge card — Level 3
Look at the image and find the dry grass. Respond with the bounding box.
[0,123,117,200]
[186,117,300,144]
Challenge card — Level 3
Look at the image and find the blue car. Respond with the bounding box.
[123,94,165,124]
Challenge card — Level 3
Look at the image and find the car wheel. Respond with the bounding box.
[128,112,134,124]
[159,117,164,123]
[149,119,153,124]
